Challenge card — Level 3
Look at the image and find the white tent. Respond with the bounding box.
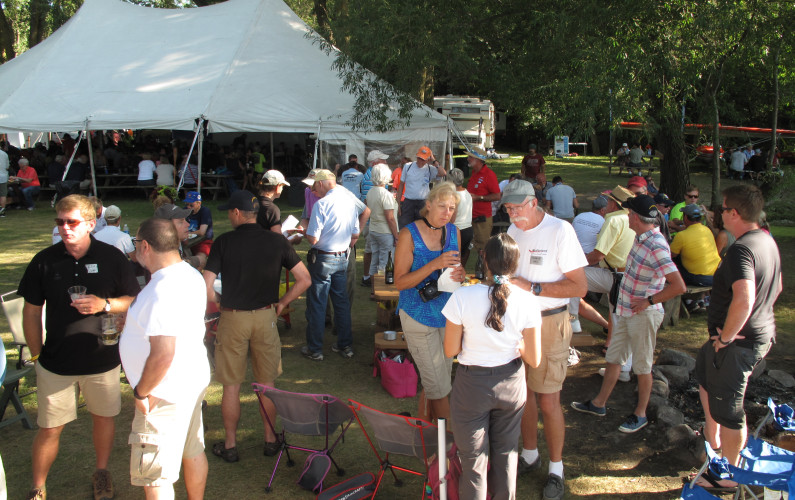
[0,0,448,154]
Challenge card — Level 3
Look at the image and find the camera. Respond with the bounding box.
[418,279,442,302]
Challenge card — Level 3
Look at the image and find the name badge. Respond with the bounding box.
[530,255,543,266]
[85,263,99,273]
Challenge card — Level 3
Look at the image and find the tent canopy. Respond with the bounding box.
[0,0,447,144]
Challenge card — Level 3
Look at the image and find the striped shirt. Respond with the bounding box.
[615,227,677,317]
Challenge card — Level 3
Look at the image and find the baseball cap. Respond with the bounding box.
[448,168,465,186]
[302,169,321,186]
[416,146,432,161]
[592,194,609,210]
[653,193,675,207]
[529,144,537,151]
[260,169,290,186]
[607,185,635,205]
[154,203,191,220]
[104,205,121,222]
[682,203,703,219]
[622,194,659,218]
[311,169,336,182]
[627,176,647,189]
[184,191,201,203]
[367,150,389,162]
[500,180,536,206]
[218,190,259,212]
[467,146,488,161]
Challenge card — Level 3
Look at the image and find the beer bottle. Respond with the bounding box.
[474,251,485,280]
[385,252,394,284]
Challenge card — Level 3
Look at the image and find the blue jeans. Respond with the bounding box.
[22,186,40,208]
[675,258,714,287]
[305,252,352,354]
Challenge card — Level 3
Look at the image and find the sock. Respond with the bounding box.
[521,448,539,464]
[549,460,564,478]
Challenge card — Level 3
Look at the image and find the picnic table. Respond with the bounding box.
[91,173,231,199]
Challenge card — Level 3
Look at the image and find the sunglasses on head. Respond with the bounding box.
[55,218,89,227]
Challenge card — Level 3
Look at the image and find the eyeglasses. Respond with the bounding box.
[505,200,530,214]
[54,218,90,227]
[686,194,699,199]
[718,206,735,214]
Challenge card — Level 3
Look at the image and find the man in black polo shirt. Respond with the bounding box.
[18,194,138,500]
[202,190,310,463]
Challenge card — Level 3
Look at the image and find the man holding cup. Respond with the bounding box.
[18,194,139,500]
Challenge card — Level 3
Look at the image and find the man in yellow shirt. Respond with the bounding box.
[670,204,720,287]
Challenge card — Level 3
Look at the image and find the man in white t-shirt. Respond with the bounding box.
[544,176,578,222]
[397,146,446,228]
[120,217,210,499]
[93,205,135,259]
[571,194,608,254]
[502,180,587,500]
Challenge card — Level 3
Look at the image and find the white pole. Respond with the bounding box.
[437,418,447,500]
[197,125,204,195]
[176,117,204,192]
[312,120,321,170]
[85,124,98,198]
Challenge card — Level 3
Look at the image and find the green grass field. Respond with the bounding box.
[0,154,792,499]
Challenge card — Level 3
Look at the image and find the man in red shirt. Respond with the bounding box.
[466,147,501,256]
[521,143,546,186]
[12,158,41,211]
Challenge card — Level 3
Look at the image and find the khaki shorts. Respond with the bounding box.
[605,309,664,374]
[129,389,207,487]
[399,310,452,399]
[526,310,572,394]
[214,307,282,386]
[35,363,121,428]
[471,217,493,253]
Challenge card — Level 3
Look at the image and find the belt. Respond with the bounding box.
[460,358,522,375]
[541,305,568,317]
[316,249,348,256]
[220,304,273,313]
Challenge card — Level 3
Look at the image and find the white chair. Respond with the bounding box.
[1,290,46,367]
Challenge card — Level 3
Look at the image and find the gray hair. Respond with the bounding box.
[638,214,657,225]
[18,158,29,166]
[370,164,391,186]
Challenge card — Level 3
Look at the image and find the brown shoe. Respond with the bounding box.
[92,469,114,500]
[25,488,46,500]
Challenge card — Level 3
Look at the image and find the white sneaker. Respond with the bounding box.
[570,319,582,333]
[599,367,630,382]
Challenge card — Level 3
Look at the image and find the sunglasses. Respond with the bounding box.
[718,206,735,214]
[686,194,699,199]
[55,218,90,227]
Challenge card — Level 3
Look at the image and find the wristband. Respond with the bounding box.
[133,387,147,400]
[30,354,39,362]
[718,337,732,346]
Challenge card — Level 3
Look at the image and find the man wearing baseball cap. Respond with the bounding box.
[466,146,501,257]
[185,191,214,269]
[93,205,135,260]
[670,204,721,287]
[396,146,446,228]
[154,202,199,269]
[255,170,290,233]
[572,195,685,434]
[203,190,310,462]
[502,180,587,499]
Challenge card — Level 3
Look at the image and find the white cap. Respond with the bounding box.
[260,170,290,186]
[367,150,389,162]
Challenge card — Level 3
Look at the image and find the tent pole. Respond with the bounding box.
[312,120,321,170]
[270,132,274,173]
[176,117,204,193]
[85,120,98,198]
[197,125,204,196]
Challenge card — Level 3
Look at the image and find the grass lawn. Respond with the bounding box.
[1,153,793,499]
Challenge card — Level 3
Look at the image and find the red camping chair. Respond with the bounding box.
[348,399,452,499]
[252,384,354,493]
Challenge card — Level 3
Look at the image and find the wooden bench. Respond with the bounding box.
[662,285,712,328]
[608,157,657,177]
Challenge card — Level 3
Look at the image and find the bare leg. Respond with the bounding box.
[428,397,450,422]
[183,451,208,500]
[698,386,721,450]
[635,373,652,418]
[591,362,620,408]
[256,386,278,443]
[537,392,565,463]
[417,390,430,422]
[720,426,747,466]
[92,414,115,470]
[221,384,241,448]
[521,390,539,451]
[577,299,608,329]
[31,426,65,489]
[143,485,175,500]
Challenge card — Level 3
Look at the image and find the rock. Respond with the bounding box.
[646,395,668,419]
[768,370,795,388]
[655,364,690,386]
[750,359,767,380]
[652,367,669,385]
[657,406,685,428]
[666,424,696,447]
[651,379,670,398]
[656,349,696,372]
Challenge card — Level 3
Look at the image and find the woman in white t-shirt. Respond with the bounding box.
[443,233,542,500]
[137,154,156,186]
[365,164,399,276]
[448,168,474,266]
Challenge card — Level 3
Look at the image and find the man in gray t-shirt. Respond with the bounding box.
[396,146,446,228]
[544,176,578,221]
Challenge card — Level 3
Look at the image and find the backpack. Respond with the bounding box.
[316,472,376,500]
[297,452,332,493]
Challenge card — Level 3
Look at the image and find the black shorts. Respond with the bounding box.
[695,339,771,430]
[459,227,473,253]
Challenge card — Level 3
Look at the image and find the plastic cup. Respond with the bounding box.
[67,285,87,301]
[100,314,120,346]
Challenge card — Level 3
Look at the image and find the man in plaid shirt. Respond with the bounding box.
[572,194,685,433]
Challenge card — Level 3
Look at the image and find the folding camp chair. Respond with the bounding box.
[252,384,354,493]
[0,336,35,430]
[2,290,32,367]
[348,399,452,499]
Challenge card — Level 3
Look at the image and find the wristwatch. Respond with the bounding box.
[647,296,654,305]
[718,337,732,346]
[133,387,147,400]
[103,298,111,313]
[532,283,542,296]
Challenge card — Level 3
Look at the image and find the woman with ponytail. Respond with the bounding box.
[442,233,542,500]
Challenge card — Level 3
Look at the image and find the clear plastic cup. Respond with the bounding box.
[100,314,120,346]
[67,285,87,301]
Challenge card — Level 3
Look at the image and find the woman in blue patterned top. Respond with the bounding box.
[394,181,464,422]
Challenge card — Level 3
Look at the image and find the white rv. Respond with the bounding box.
[433,96,495,149]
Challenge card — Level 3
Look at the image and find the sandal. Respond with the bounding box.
[683,469,737,493]
[212,441,239,463]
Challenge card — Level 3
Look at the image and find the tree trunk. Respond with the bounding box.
[28,0,49,48]
[657,115,689,201]
[710,91,721,210]
[768,48,780,167]
[0,4,16,62]
[588,126,601,156]
[313,0,334,44]
[418,66,434,106]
